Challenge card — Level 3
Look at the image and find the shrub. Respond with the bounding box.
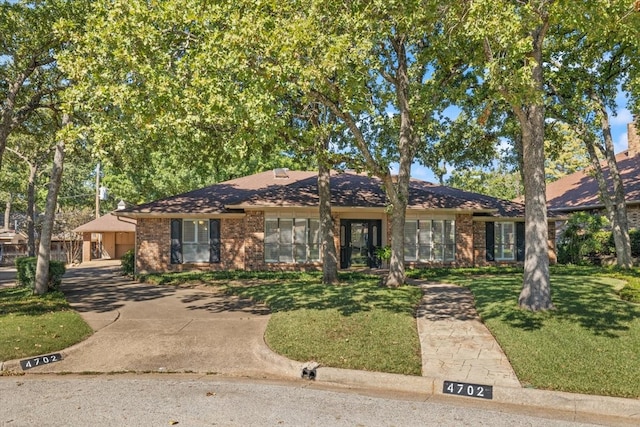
[121,249,135,276]
[630,229,640,258]
[15,257,66,291]
[557,212,610,265]
[15,257,37,287]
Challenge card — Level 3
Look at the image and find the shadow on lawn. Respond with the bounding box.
[468,274,640,337]
[224,274,419,316]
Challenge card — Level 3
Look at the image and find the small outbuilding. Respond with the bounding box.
[73,212,136,262]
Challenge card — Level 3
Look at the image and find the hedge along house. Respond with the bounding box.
[116,169,557,275]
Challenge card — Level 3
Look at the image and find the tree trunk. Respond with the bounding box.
[383,36,415,288]
[34,116,67,295]
[598,109,632,268]
[318,162,338,284]
[27,163,38,257]
[3,196,11,230]
[0,112,13,173]
[514,23,553,311]
[385,179,409,287]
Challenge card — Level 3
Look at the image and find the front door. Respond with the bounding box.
[339,220,382,268]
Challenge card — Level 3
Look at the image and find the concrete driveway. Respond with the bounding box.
[19,261,298,378]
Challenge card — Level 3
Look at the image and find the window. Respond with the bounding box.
[495,222,515,260]
[170,219,220,264]
[404,219,455,262]
[265,218,321,263]
[183,220,210,263]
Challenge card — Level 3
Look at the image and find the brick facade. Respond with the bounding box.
[628,205,640,229]
[136,218,171,273]
[455,214,474,267]
[135,212,557,273]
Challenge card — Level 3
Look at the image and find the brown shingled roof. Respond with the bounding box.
[546,150,640,211]
[73,212,136,233]
[120,169,527,217]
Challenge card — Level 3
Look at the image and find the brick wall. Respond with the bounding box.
[472,219,557,267]
[245,211,264,270]
[221,218,245,270]
[628,205,640,229]
[136,217,246,274]
[136,218,171,274]
[455,214,474,267]
[473,221,489,267]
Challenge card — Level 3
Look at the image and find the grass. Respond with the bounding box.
[408,265,640,398]
[0,286,93,362]
[144,265,640,397]
[143,271,424,376]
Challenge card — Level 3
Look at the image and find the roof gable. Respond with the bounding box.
[546,151,640,211]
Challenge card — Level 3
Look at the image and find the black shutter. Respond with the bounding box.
[209,219,221,263]
[170,219,183,264]
[516,222,525,262]
[485,222,495,262]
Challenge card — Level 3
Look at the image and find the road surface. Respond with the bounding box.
[1,375,631,427]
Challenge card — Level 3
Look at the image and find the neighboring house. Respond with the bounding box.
[117,169,558,274]
[546,120,640,229]
[0,229,27,245]
[74,212,136,262]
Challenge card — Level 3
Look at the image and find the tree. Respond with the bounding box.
[35,114,68,295]
[0,1,68,172]
[250,1,479,286]
[58,0,300,192]
[463,0,555,310]
[545,1,640,269]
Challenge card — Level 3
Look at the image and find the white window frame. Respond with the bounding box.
[495,222,515,261]
[265,218,321,263]
[404,219,456,262]
[182,219,210,263]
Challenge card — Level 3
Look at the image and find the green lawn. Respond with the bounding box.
[408,266,640,398]
[0,286,93,362]
[143,266,640,398]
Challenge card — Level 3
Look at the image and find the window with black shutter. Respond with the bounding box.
[516,222,525,262]
[171,218,221,264]
[209,219,221,263]
[170,219,183,264]
[485,222,495,261]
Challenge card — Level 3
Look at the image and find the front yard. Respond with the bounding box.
[146,266,640,398]
[408,266,640,398]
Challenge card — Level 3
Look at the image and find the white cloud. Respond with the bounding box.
[615,131,628,154]
[610,108,634,126]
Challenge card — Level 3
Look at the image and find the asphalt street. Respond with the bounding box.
[0,375,626,427]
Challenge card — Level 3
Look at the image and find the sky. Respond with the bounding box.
[405,104,635,184]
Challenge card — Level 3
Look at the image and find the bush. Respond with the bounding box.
[121,249,135,276]
[630,229,640,258]
[15,257,66,291]
[557,212,610,265]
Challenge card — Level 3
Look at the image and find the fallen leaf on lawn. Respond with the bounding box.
[169,420,179,425]
[206,392,216,397]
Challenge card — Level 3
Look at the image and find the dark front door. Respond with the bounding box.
[339,220,382,268]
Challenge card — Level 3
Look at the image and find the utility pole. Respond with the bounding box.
[95,162,100,219]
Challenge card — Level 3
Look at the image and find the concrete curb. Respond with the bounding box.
[254,341,640,421]
[312,366,640,420]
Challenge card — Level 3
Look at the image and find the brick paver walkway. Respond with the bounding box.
[413,281,521,388]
